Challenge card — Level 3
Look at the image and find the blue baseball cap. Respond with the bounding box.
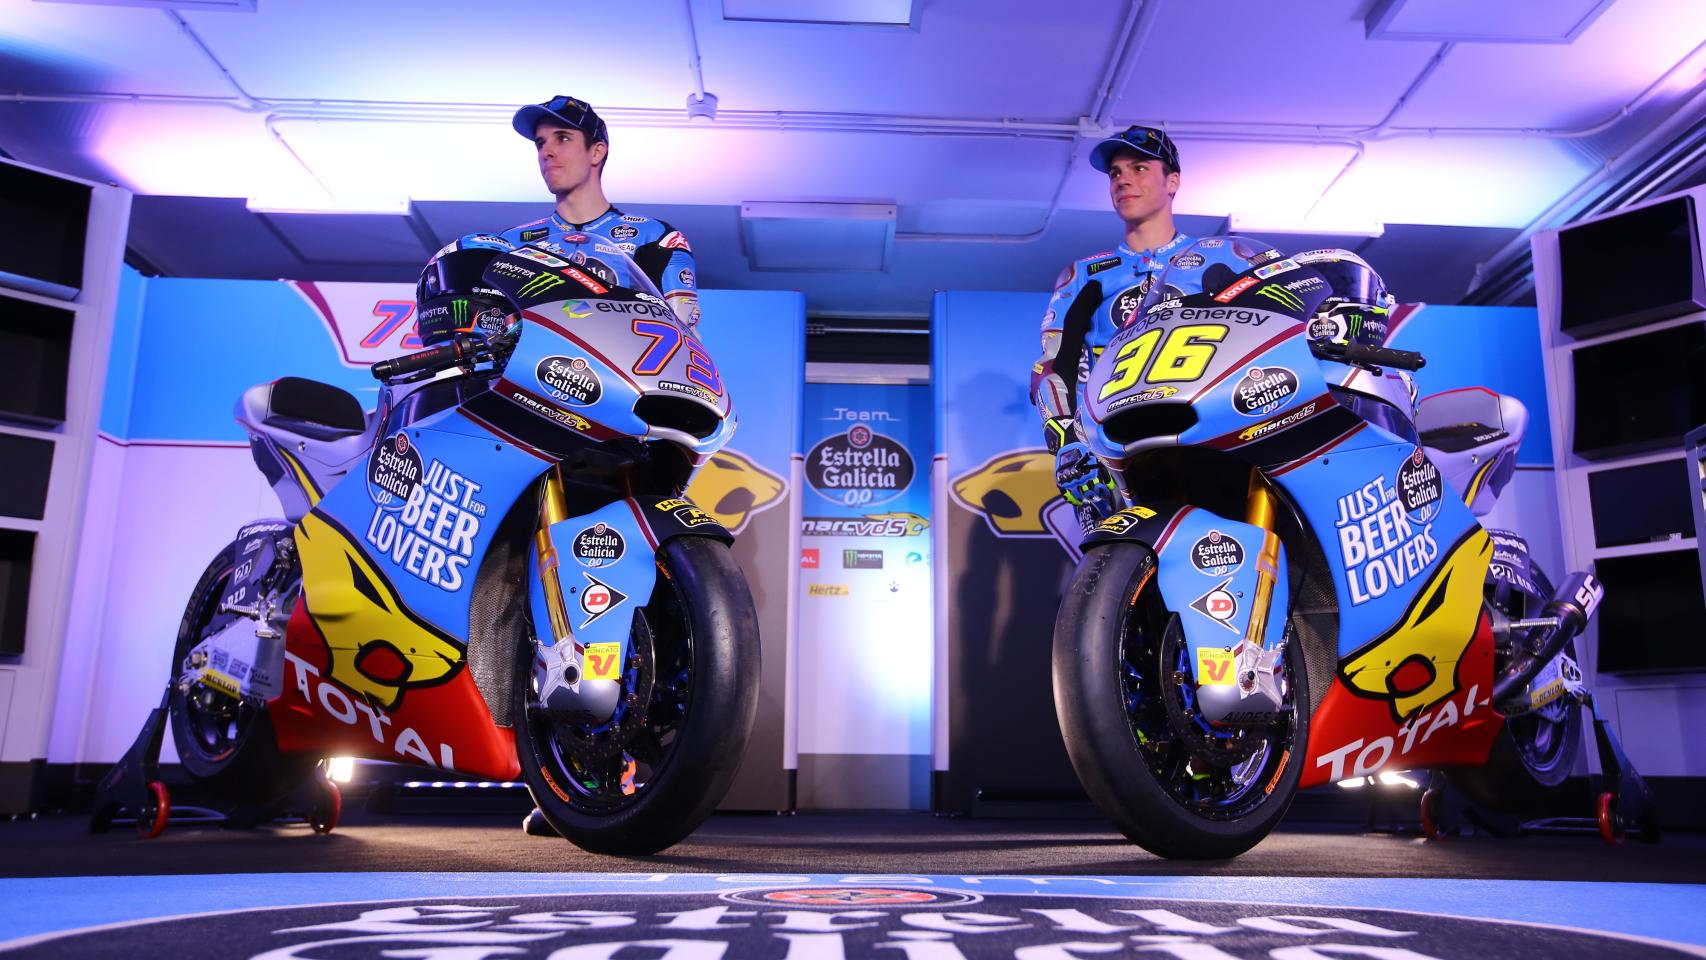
[1089,125,1180,173]
[512,95,609,144]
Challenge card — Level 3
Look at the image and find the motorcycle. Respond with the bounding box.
[1050,238,1635,859]
[95,243,760,854]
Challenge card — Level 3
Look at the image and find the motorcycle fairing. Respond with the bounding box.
[529,499,663,724]
[237,379,376,523]
[1082,503,1292,722]
[270,407,551,778]
[1272,433,1502,785]
[1415,387,1527,518]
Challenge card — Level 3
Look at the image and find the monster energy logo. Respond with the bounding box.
[1253,284,1304,311]
[451,299,468,326]
[518,272,566,299]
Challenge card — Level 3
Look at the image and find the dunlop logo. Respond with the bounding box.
[518,272,566,299]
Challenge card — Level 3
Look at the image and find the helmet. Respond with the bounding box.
[415,234,516,346]
[1293,248,1395,349]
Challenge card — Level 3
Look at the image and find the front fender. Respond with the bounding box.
[1085,502,1292,724]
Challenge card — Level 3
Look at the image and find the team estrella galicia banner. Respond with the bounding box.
[929,288,1562,813]
[796,382,934,809]
[79,275,802,810]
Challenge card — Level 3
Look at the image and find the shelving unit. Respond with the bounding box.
[0,157,131,813]
[1532,185,1706,781]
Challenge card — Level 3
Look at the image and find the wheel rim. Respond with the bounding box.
[1117,590,1298,820]
[171,566,265,766]
[1487,578,1575,781]
[527,558,695,813]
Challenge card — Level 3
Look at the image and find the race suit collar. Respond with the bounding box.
[551,206,620,231]
[1118,231,1187,262]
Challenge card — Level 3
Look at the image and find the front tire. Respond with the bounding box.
[1053,542,1308,860]
[515,536,760,855]
[167,544,316,809]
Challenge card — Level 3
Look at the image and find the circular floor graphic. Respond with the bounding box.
[3,887,1700,958]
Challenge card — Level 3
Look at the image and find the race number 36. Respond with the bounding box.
[1099,324,1228,400]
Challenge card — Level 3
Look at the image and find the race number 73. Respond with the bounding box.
[1098,323,1229,401]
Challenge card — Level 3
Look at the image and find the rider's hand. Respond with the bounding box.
[1055,441,1116,511]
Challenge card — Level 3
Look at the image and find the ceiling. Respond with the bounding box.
[2,0,1705,316]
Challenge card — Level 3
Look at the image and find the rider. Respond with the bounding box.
[499,95,702,337]
[1031,125,1266,529]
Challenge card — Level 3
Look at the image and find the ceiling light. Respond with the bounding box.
[686,92,720,124]
[246,196,411,216]
[1228,214,1386,239]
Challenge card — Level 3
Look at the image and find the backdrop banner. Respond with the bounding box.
[931,288,1560,814]
[61,276,803,811]
[796,382,934,809]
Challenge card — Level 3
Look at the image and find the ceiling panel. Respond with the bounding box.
[695,0,1122,118]
[1395,0,1706,128]
[1,2,227,95]
[1119,0,1445,127]
[178,0,695,108]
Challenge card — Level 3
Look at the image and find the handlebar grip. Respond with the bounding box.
[371,341,463,381]
[1343,343,1427,370]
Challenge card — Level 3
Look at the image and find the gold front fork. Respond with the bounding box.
[535,466,574,646]
[1244,469,1283,648]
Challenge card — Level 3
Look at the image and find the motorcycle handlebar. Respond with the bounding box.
[370,332,487,382]
[1311,340,1427,371]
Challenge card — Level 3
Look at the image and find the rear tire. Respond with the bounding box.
[168,543,316,809]
[1448,562,1582,814]
[1053,542,1308,860]
[515,536,760,855]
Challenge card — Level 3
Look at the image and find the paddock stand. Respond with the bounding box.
[1419,692,1660,845]
[88,685,342,839]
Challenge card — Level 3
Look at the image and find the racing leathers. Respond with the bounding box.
[1031,234,1279,528]
[500,206,700,336]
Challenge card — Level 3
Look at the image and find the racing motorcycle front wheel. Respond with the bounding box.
[168,542,316,812]
[1053,542,1308,860]
[514,535,761,855]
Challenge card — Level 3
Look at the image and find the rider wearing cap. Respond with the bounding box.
[1031,125,1264,528]
[498,95,702,336]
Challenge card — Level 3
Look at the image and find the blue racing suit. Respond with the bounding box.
[500,206,700,336]
[1030,233,1279,441]
[1031,234,1280,526]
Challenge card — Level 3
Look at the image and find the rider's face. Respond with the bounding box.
[535,123,605,196]
[1107,151,1177,224]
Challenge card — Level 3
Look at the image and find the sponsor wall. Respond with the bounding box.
[52,271,803,810]
[797,382,933,809]
[932,288,1564,812]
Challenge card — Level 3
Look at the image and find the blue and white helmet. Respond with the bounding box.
[1293,248,1395,349]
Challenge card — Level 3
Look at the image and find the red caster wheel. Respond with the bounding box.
[1596,791,1624,846]
[1420,788,1445,841]
[137,781,170,839]
[309,779,341,835]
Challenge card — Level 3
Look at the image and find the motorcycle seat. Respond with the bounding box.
[252,377,366,442]
[1418,421,1508,454]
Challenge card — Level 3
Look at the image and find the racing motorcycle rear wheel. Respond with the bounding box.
[1448,563,1583,813]
[168,542,316,810]
[1054,542,1308,860]
[515,535,760,855]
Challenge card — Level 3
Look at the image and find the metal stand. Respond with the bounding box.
[88,688,342,838]
[1419,695,1659,845]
